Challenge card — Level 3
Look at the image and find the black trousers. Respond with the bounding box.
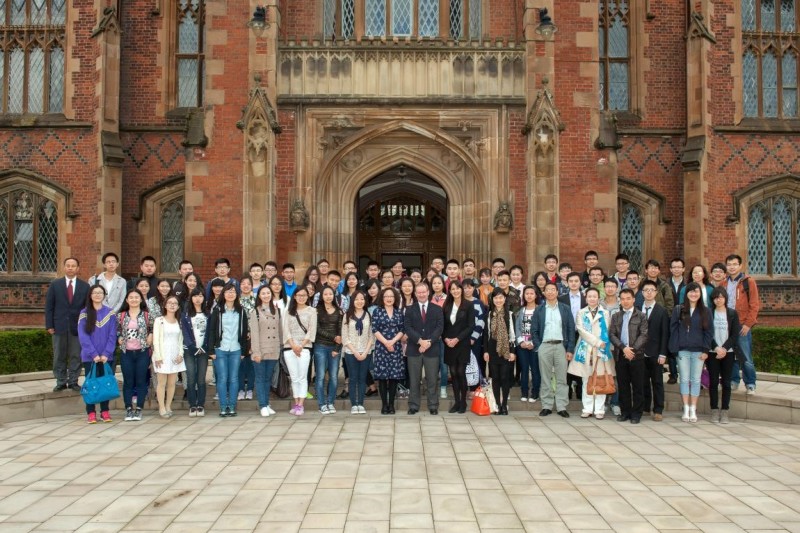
[616,356,645,418]
[489,359,513,408]
[449,363,467,409]
[706,352,735,410]
[642,357,665,414]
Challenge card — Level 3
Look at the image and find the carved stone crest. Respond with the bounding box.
[494,202,513,232]
[290,199,310,232]
[340,149,364,172]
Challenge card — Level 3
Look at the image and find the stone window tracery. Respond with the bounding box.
[161,198,184,274]
[747,194,799,276]
[176,0,204,108]
[599,0,630,111]
[742,0,799,118]
[0,0,66,114]
[619,200,643,273]
[0,187,58,274]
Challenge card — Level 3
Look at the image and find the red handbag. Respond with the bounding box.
[470,386,492,416]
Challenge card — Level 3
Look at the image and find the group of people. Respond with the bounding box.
[44,249,760,424]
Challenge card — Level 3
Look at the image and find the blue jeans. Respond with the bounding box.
[439,342,448,387]
[238,356,255,392]
[213,349,241,411]
[516,347,541,399]
[253,358,278,408]
[731,331,756,389]
[314,344,340,408]
[345,352,371,406]
[120,348,150,409]
[184,349,208,408]
[677,350,705,397]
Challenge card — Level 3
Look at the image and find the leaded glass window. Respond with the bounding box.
[468,0,482,39]
[392,0,412,36]
[742,0,800,118]
[419,0,439,37]
[450,0,464,39]
[0,188,58,274]
[599,1,630,111]
[747,194,800,276]
[323,0,336,38]
[0,0,65,114]
[161,199,184,274]
[365,0,386,36]
[450,0,481,40]
[619,201,643,273]
[176,0,204,108]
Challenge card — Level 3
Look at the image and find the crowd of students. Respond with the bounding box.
[45,250,760,424]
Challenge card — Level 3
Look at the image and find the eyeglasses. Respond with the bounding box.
[642,288,656,293]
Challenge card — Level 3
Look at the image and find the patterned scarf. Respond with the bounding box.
[491,309,510,359]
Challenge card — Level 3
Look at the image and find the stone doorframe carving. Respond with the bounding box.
[302,109,508,268]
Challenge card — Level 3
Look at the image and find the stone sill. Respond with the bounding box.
[0,114,93,128]
[279,39,524,51]
[277,96,526,106]
[715,119,800,134]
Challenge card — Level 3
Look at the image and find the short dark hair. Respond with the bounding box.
[367,260,380,269]
[102,252,119,263]
[343,259,356,268]
[584,287,600,298]
[64,256,80,266]
[463,258,475,266]
[265,261,278,268]
[604,277,619,287]
[215,258,230,267]
[317,258,329,266]
[584,250,599,260]
[558,262,572,271]
[327,269,341,279]
[645,259,660,269]
[640,279,658,291]
[626,269,639,277]
[544,254,558,263]
[711,262,726,272]
[434,255,446,263]
[588,266,604,276]
[179,259,193,268]
[615,253,630,262]
[495,270,510,278]
[249,262,263,270]
[543,281,559,292]
[491,257,505,265]
[619,288,635,299]
[446,259,460,267]
[710,286,729,306]
[670,257,685,267]
[282,262,295,270]
[461,278,475,287]
[509,264,524,274]
[726,254,743,264]
[479,267,492,277]
[140,256,156,265]
[567,272,581,281]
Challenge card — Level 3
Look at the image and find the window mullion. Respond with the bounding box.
[31,195,39,275]
[766,198,773,276]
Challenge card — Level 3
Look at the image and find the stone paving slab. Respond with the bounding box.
[0,410,800,532]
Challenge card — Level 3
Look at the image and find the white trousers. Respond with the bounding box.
[582,379,606,415]
[283,348,311,399]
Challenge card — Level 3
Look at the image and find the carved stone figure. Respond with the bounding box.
[494,202,513,232]
[290,199,310,232]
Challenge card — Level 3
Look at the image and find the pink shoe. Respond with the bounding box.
[289,404,299,415]
[100,411,112,423]
[295,405,304,416]
[87,412,97,424]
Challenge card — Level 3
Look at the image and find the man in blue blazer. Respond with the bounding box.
[45,257,90,392]
[405,283,444,415]
[531,282,576,417]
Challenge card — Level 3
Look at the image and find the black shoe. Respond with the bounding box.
[407,408,418,415]
[568,388,573,400]
[667,377,677,384]
[448,405,459,414]
[617,414,631,422]
[458,405,467,414]
[557,410,570,418]
[430,408,438,415]
[500,406,509,415]
[539,409,552,416]
[338,390,349,399]
[630,418,641,424]
[381,405,389,415]
[365,388,378,397]
[53,384,67,392]
[388,406,395,415]
[69,383,81,392]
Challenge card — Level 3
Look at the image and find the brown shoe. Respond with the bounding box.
[652,413,663,422]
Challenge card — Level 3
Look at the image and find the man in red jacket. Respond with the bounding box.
[721,254,760,394]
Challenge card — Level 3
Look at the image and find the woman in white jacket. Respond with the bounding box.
[152,295,185,417]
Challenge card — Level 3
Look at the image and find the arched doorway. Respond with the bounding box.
[356,166,447,271]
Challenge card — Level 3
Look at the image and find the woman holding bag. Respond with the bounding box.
[482,288,516,415]
[567,288,615,419]
[77,285,118,424]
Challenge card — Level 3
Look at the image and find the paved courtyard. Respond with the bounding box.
[1,411,800,533]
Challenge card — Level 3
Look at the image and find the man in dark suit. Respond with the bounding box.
[405,283,444,415]
[558,272,586,401]
[531,282,576,418]
[609,288,649,424]
[667,258,686,384]
[45,257,90,392]
[640,280,670,421]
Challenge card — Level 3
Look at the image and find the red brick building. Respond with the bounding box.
[0,0,797,326]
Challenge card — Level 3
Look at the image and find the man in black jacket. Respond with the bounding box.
[640,280,670,421]
[609,288,649,424]
[405,283,444,415]
[666,258,686,384]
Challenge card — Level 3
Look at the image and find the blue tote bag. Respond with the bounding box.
[80,362,120,404]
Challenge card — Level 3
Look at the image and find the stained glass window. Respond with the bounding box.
[1,0,65,114]
[176,0,204,108]
[619,201,643,273]
[742,0,800,118]
[747,194,800,276]
[0,188,58,274]
[599,1,630,111]
[161,199,184,274]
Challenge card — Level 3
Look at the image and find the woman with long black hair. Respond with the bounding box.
[208,282,250,417]
[342,290,374,414]
[249,284,283,417]
[118,288,152,421]
[78,285,117,423]
[371,287,405,414]
[442,280,474,413]
[707,287,740,424]
[180,288,209,417]
[483,287,516,415]
[282,287,317,415]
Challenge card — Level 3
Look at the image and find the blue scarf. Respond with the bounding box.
[574,308,612,364]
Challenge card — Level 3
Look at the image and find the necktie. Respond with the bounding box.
[645,306,651,319]
[67,279,73,304]
[421,304,427,322]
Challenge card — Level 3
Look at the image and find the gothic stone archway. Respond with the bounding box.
[295,108,510,269]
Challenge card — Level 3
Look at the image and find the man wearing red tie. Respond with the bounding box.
[45,257,90,392]
[404,283,444,415]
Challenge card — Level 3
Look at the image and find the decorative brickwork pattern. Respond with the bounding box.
[122,133,183,169]
[0,130,90,167]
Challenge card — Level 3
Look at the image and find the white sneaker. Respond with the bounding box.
[213,393,219,400]
[327,404,336,414]
[237,390,245,401]
[267,406,276,415]
[689,406,698,423]
[746,385,756,395]
[682,405,690,422]
[351,406,359,414]
[245,390,253,400]
[358,406,367,414]
[520,397,528,402]
[319,405,330,415]
[611,405,621,416]
[260,407,270,417]
[529,397,539,403]
[440,386,447,399]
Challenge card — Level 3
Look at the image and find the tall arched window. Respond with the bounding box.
[747,194,799,275]
[599,0,630,111]
[0,0,66,114]
[0,188,58,273]
[742,0,799,118]
[176,0,205,108]
[136,177,186,274]
[161,198,184,274]
[619,200,644,272]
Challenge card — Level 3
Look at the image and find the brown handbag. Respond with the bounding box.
[587,356,616,395]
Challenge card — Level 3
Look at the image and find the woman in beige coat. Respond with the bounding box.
[249,285,283,417]
[567,288,615,419]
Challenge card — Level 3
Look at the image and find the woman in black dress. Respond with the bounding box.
[442,281,475,413]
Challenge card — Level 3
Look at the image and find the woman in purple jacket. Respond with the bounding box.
[77,285,118,423]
